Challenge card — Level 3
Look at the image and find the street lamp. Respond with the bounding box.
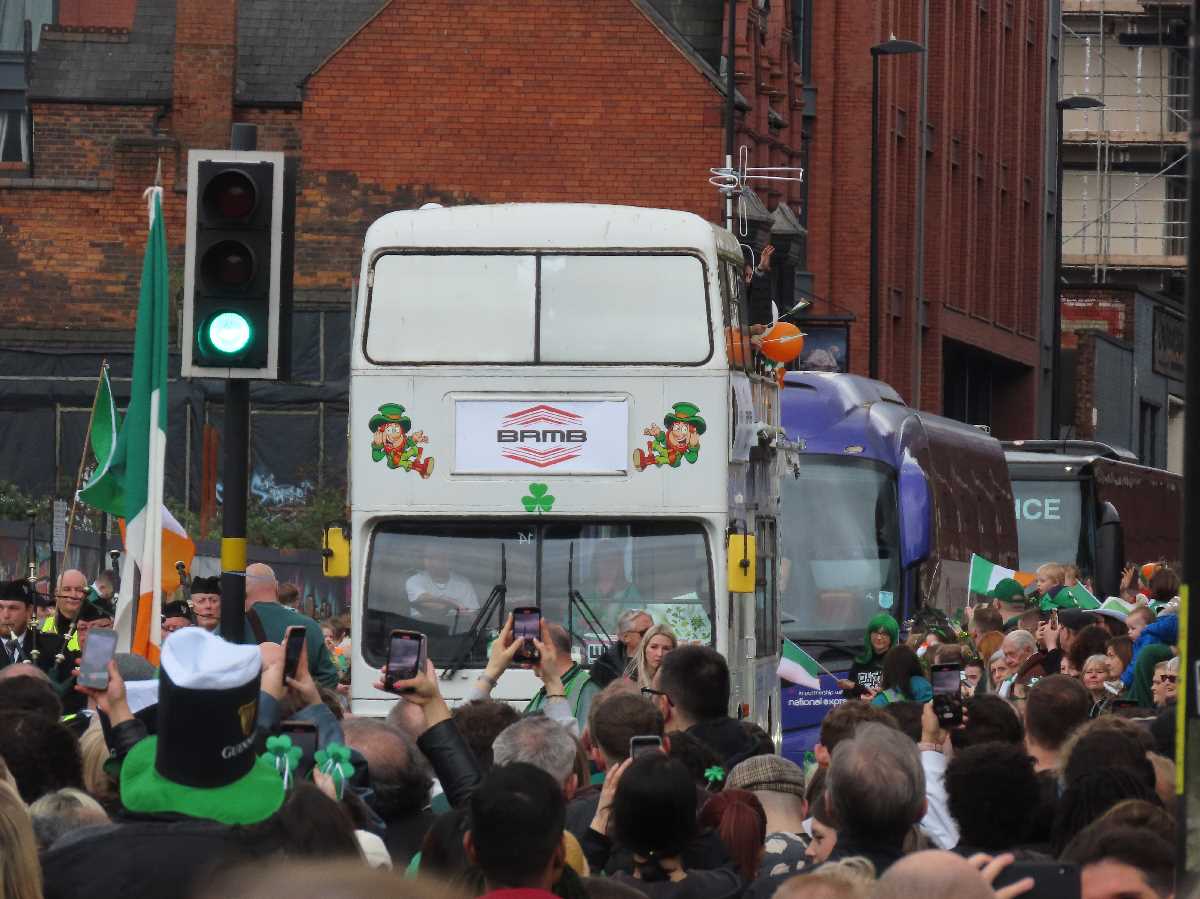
[869,38,925,381]
[1050,95,1104,438]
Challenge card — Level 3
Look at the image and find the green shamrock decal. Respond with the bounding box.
[521,483,555,514]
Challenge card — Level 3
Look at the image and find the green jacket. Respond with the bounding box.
[244,600,340,688]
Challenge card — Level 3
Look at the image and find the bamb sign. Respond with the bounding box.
[454,400,629,473]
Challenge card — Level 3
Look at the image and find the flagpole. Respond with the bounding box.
[62,359,108,572]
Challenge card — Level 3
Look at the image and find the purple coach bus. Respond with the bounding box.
[778,372,1018,762]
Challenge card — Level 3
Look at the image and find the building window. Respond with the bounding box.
[0,107,27,162]
[1139,401,1159,468]
[792,0,812,79]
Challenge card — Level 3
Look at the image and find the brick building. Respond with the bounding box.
[0,0,807,515]
[805,1,1053,437]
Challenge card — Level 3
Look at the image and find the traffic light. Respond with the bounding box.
[182,150,292,379]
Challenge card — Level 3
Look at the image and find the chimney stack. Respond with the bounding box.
[172,0,236,151]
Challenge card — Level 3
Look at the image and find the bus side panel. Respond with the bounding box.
[916,416,1018,614]
[1092,459,1183,571]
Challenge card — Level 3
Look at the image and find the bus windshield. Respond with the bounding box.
[362,520,713,668]
[1012,479,1086,572]
[366,252,711,364]
[780,456,901,639]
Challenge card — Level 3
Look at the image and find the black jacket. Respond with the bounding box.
[580,825,732,876]
[417,718,481,809]
[0,625,62,672]
[589,642,630,690]
[41,816,270,899]
[686,718,759,770]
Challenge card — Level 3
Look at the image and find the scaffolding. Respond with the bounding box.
[1059,0,1190,284]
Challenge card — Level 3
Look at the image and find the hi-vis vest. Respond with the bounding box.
[42,615,80,652]
[526,663,591,719]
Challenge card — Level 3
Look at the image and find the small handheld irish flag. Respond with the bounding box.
[967,554,1035,596]
[778,638,825,690]
[1065,582,1101,610]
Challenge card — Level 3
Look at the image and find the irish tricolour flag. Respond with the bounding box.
[778,638,824,690]
[79,190,193,664]
[967,554,1036,596]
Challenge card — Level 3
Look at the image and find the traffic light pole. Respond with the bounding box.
[1180,0,1199,883]
[218,123,257,644]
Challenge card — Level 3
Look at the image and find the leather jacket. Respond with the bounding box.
[417,718,481,809]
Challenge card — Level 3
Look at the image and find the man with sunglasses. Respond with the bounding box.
[589,609,652,689]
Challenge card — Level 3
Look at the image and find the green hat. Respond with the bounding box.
[120,628,284,826]
[663,401,706,435]
[368,403,411,434]
[989,578,1028,605]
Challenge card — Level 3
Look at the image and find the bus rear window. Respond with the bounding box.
[365,252,710,365]
[539,255,709,363]
[366,254,536,362]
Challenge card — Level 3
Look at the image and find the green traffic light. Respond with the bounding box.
[206,311,253,356]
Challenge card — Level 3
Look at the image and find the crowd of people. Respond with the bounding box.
[0,557,1187,899]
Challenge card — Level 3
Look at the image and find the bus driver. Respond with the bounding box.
[406,544,480,622]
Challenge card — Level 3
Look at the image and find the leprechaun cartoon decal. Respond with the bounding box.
[633,402,705,471]
[369,403,434,478]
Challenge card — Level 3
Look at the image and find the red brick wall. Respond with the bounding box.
[172,0,236,152]
[32,103,164,180]
[58,0,135,29]
[808,0,1046,430]
[298,0,734,290]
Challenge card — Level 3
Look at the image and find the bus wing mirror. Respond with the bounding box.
[727,533,757,594]
[1094,501,1124,598]
[898,459,931,568]
[322,523,351,578]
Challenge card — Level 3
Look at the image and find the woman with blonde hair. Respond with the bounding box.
[0,779,43,899]
[624,622,677,688]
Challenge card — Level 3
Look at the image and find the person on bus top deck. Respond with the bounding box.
[837,613,899,699]
[405,544,480,622]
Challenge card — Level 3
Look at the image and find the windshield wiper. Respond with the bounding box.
[442,545,507,679]
[566,541,612,652]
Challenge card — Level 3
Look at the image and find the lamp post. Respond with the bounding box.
[1051,95,1104,438]
[869,38,924,381]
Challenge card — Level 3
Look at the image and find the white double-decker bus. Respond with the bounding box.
[341,203,782,735]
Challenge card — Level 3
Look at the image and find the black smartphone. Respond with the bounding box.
[992,862,1080,899]
[512,606,541,665]
[384,629,426,692]
[280,719,318,759]
[629,735,663,759]
[283,626,307,681]
[930,662,963,727]
[78,628,118,690]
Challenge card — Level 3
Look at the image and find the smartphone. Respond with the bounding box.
[280,719,318,759]
[78,627,118,690]
[930,662,963,727]
[992,862,1080,899]
[385,629,426,691]
[282,626,307,681]
[629,735,663,759]
[512,606,542,665]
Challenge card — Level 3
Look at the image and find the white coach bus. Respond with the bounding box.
[335,203,782,735]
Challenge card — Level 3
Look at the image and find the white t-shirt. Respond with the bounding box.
[405,571,480,611]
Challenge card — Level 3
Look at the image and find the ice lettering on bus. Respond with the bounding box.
[1014,498,1060,521]
[633,402,705,471]
[368,403,434,479]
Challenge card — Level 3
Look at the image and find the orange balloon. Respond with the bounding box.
[760,322,805,363]
[1141,563,1159,583]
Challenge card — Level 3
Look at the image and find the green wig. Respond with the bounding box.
[856,612,900,665]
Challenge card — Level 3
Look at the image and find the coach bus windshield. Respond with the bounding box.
[1011,479,1086,572]
[361,520,713,668]
[780,456,901,639]
[365,252,711,365]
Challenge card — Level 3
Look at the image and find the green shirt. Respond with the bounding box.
[244,601,340,688]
